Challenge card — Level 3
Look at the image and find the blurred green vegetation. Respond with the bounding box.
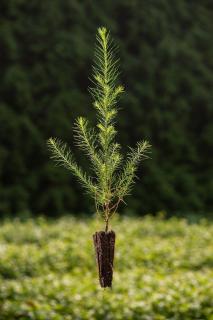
[0,215,212,319]
[0,0,212,215]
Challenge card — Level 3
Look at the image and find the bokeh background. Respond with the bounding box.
[0,0,212,217]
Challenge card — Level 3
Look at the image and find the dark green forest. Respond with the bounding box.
[0,0,212,216]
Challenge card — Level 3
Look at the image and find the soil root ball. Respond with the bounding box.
[93,230,116,288]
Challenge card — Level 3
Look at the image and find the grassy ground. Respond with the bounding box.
[0,215,212,320]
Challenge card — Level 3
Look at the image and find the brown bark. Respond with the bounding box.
[93,230,116,288]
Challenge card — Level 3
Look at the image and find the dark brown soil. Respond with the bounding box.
[93,230,116,288]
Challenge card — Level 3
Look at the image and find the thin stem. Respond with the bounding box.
[105,218,109,233]
[108,199,121,221]
[109,197,121,213]
[104,202,110,232]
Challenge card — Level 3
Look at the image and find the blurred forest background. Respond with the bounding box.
[0,0,212,216]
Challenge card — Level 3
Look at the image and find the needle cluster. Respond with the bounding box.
[47,27,151,231]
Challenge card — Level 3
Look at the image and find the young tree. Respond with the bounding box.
[47,27,151,287]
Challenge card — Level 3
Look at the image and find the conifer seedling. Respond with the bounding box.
[47,27,151,287]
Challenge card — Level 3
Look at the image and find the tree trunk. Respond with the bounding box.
[93,230,116,288]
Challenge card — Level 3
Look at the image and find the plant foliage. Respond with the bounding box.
[0,216,213,319]
[47,28,150,229]
[1,1,212,216]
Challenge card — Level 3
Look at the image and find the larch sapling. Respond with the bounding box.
[47,27,151,287]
